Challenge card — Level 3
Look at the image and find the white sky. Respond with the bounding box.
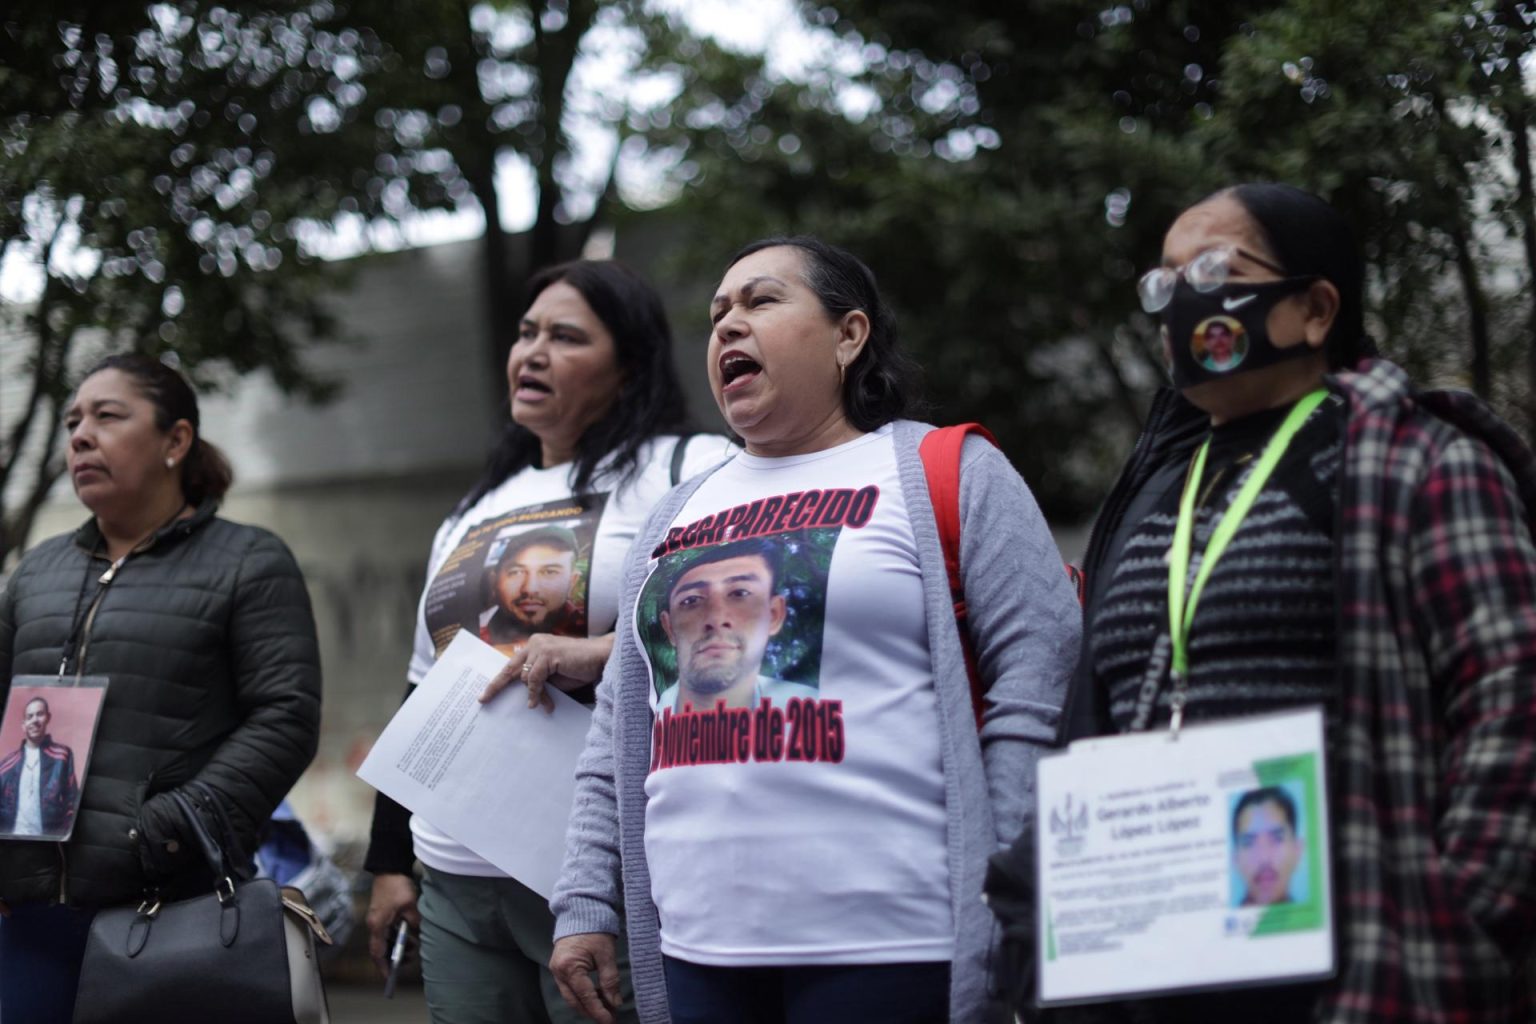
[0,0,833,301]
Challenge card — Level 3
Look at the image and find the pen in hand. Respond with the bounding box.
[384,919,409,999]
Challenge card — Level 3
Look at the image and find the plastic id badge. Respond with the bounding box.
[1035,706,1334,1006]
[0,676,109,842]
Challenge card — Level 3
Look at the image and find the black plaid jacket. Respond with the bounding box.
[1045,359,1536,1023]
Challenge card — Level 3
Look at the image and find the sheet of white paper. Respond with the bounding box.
[357,631,594,898]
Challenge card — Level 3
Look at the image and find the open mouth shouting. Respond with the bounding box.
[719,352,762,393]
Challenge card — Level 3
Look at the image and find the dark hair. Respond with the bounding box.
[724,236,924,430]
[1231,786,1299,837]
[24,696,49,715]
[454,260,693,517]
[1215,183,1371,369]
[78,353,233,504]
[495,524,578,567]
[664,537,782,609]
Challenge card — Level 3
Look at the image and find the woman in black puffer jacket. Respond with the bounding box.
[0,353,321,1022]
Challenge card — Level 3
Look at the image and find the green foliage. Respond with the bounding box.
[2,2,459,559]
[648,0,1294,519]
[0,3,474,389]
[0,0,706,561]
[11,0,1536,555]
[650,0,1536,517]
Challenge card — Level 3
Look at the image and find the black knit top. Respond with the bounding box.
[1091,394,1344,732]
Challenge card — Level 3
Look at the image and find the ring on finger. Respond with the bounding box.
[522,662,533,676]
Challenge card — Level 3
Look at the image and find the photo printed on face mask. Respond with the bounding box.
[1163,278,1314,389]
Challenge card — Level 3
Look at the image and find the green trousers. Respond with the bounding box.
[418,866,637,1024]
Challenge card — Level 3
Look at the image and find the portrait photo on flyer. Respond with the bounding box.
[0,676,108,843]
[422,496,607,661]
[1034,706,1334,1006]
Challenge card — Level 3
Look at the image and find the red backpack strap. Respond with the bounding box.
[919,424,997,730]
[920,426,1089,731]
[1065,562,1087,605]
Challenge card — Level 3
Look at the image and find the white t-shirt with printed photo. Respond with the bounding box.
[640,425,954,965]
[409,433,736,877]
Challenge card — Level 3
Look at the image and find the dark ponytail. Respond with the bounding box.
[181,437,234,505]
[77,353,234,504]
[1218,183,1372,369]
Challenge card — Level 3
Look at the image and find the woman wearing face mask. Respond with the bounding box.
[363,259,732,1024]
[0,354,321,1023]
[1024,184,1536,1022]
[548,236,1081,1024]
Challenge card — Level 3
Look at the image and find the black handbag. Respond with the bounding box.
[74,781,332,1024]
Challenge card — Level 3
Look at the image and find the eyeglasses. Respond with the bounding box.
[1136,245,1290,313]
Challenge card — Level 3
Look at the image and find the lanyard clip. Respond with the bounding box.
[1168,680,1187,740]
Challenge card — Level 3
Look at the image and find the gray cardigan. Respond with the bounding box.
[551,420,1081,1022]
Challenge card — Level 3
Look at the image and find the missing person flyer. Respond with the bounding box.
[1035,706,1334,1006]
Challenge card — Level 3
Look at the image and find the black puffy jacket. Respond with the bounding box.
[0,502,321,907]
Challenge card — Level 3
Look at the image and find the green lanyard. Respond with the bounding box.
[1165,388,1328,732]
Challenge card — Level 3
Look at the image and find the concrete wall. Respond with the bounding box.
[197,241,497,488]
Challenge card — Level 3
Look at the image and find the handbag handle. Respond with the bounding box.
[185,779,254,881]
[167,783,249,897]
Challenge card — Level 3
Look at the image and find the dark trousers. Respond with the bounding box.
[0,901,98,1023]
[662,955,950,1024]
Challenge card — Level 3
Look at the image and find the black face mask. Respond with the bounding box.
[1162,276,1317,389]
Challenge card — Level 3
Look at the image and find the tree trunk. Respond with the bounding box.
[466,147,515,425]
[1446,206,1492,398]
[528,0,597,271]
[1507,100,1536,439]
[1,255,73,565]
[1,224,69,499]
[7,448,67,567]
[1497,0,1536,437]
[448,0,519,425]
[1426,90,1495,398]
[0,345,71,565]
[576,143,624,254]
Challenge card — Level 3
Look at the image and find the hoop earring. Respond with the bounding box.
[837,357,846,388]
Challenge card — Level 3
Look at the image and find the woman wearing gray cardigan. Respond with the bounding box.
[549,237,1080,1023]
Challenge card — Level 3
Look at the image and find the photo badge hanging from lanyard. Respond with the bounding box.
[0,676,108,843]
[1035,390,1336,1006]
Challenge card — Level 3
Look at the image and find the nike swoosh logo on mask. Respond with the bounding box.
[1222,294,1258,311]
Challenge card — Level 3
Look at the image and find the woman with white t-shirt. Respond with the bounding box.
[363,259,733,1024]
[549,237,1082,1023]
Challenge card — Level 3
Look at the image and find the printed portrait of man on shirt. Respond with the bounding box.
[640,534,830,713]
[0,696,81,840]
[479,523,589,653]
[421,497,606,659]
